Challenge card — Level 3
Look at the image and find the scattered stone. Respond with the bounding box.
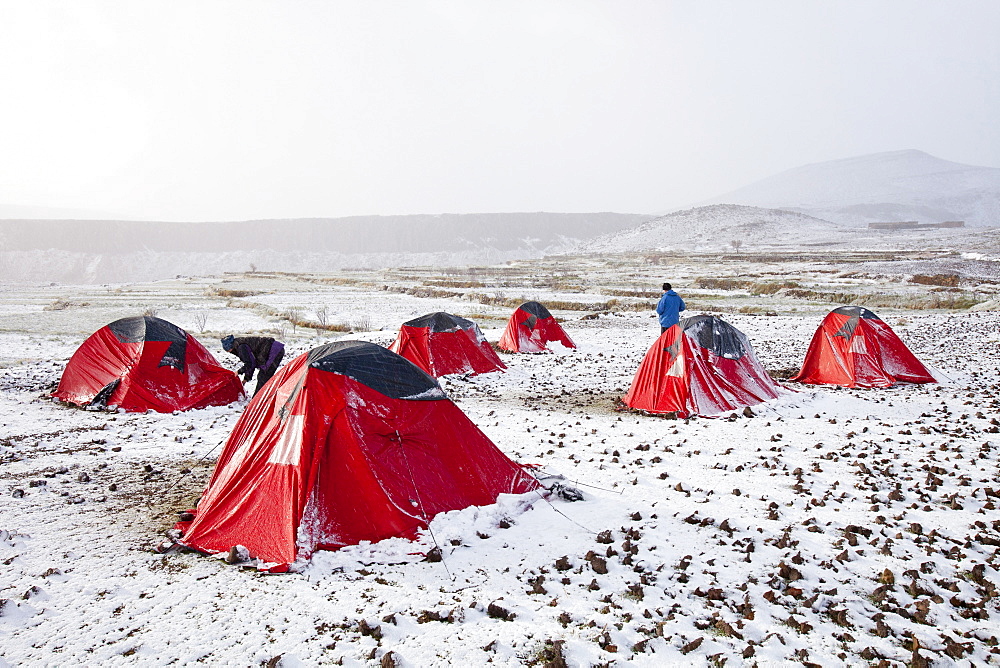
[487,602,515,621]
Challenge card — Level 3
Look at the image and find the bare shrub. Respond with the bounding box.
[284,308,304,333]
[194,312,209,333]
[227,299,350,332]
[143,306,159,317]
[43,299,89,311]
[352,314,372,332]
[315,305,329,327]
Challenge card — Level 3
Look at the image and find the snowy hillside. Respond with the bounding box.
[577,204,849,254]
[702,150,1000,227]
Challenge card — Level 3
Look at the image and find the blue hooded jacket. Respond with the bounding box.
[655,290,686,328]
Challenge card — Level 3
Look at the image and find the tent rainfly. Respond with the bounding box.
[497,301,576,353]
[389,312,506,377]
[53,316,244,413]
[175,341,539,570]
[622,315,787,417]
[791,306,936,388]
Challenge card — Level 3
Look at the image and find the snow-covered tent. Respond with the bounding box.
[176,341,539,570]
[389,312,506,377]
[792,306,935,388]
[53,316,244,413]
[497,301,576,353]
[622,315,786,417]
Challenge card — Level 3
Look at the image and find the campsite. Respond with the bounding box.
[2,249,1000,666]
[3,3,999,663]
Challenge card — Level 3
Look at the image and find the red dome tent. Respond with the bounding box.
[53,316,244,413]
[622,315,786,418]
[389,312,506,377]
[497,301,576,353]
[791,306,935,388]
[176,341,539,569]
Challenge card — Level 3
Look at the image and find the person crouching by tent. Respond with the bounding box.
[221,335,285,396]
[655,282,686,333]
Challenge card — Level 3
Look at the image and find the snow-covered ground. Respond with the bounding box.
[2,266,1000,666]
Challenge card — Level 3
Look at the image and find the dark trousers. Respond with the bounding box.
[661,326,669,334]
[253,349,285,396]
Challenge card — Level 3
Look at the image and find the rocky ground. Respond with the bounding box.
[1,264,1000,666]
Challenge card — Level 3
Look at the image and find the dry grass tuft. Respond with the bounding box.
[205,287,264,298]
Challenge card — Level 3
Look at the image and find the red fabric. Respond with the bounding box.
[623,323,785,417]
[53,326,244,412]
[497,308,576,353]
[389,325,506,377]
[179,350,539,567]
[792,311,935,388]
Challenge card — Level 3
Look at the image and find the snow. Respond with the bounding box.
[577,203,1000,256]
[2,271,1000,666]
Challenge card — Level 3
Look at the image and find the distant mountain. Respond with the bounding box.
[0,212,649,282]
[700,150,1000,227]
[0,212,648,254]
[578,204,849,254]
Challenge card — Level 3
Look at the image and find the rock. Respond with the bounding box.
[487,602,515,621]
[22,586,43,600]
[225,545,251,565]
[680,637,703,654]
[358,619,382,639]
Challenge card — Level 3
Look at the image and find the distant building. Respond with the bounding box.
[868,221,965,230]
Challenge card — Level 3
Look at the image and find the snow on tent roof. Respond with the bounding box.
[520,301,553,319]
[107,315,188,343]
[681,315,748,360]
[107,315,188,371]
[830,305,879,319]
[402,311,475,333]
[307,340,446,400]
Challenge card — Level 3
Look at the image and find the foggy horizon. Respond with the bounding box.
[1,2,999,222]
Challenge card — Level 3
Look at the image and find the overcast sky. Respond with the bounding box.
[1,1,998,221]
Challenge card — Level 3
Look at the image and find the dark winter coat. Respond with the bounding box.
[229,337,281,381]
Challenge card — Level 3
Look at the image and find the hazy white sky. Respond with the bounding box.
[1,1,998,221]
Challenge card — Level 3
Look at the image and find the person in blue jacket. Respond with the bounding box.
[655,282,686,333]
